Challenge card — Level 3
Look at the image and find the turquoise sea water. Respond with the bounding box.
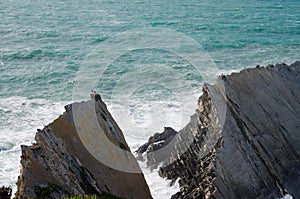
[1,0,300,100]
[0,0,300,197]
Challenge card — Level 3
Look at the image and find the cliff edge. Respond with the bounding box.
[15,93,152,199]
[138,62,300,198]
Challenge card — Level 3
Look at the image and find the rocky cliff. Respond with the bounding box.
[15,93,152,199]
[138,62,300,198]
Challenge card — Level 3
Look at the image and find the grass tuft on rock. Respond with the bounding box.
[35,183,61,198]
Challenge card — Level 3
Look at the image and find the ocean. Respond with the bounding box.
[0,0,299,198]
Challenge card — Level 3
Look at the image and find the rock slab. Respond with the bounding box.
[15,93,152,199]
[139,62,300,199]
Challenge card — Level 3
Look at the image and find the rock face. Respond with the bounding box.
[136,127,178,169]
[139,62,300,198]
[15,93,152,199]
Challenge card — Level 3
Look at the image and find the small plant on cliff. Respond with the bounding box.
[62,195,97,199]
[236,118,246,134]
[119,142,127,150]
[35,183,61,198]
[62,192,124,199]
[101,113,107,121]
[98,191,125,199]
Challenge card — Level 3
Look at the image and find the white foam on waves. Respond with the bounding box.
[0,96,68,194]
[282,194,294,199]
[107,101,185,199]
[0,96,293,199]
[124,133,180,198]
[137,153,180,199]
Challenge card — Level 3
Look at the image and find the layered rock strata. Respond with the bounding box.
[138,62,300,199]
[15,93,152,199]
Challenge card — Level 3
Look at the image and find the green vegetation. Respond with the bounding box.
[119,142,127,150]
[236,118,246,134]
[61,195,96,199]
[35,183,124,199]
[279,64,291,71]
[101,113,107,121]
[98,191,125,199]
[35,183,61,198]
[79,168,99,195]
[61,192,125,199]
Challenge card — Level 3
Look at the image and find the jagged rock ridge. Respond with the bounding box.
[15,93,152,199]
[136,127,178,170]
[138,62,300,199]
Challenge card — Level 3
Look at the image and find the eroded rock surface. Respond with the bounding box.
[15,93,152,199]
[136,127,178,169]
[139,62,300,199]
